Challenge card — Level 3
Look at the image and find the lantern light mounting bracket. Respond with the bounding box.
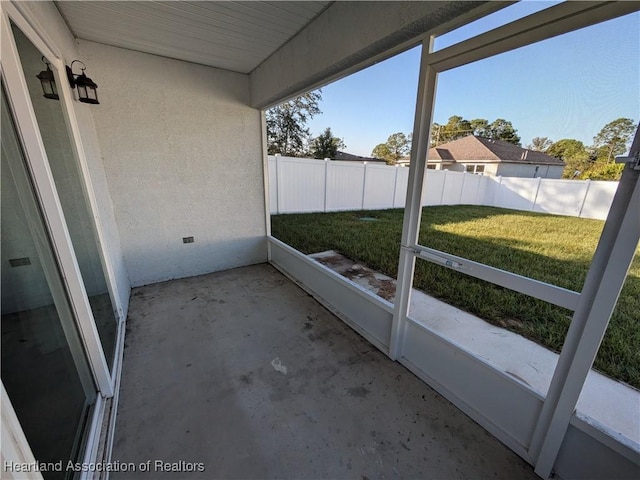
[66,60,87,89]
[65,59,99,105]
[36,56,59,100]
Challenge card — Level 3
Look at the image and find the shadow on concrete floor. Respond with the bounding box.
[112,263,537,479]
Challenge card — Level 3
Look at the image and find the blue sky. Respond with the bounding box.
[306,5,639,157]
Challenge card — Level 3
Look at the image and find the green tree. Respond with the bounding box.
[431,116,520,146]
[470,118,491,137]
[528,136,552,151]
[430,123,443,146]
[372,132,411,165]
[488,118,521,145]
[437,116,473,144]
[266,91,322,156]
[547,139,591,179]
[547,139,588,161]
[582,162,625,181]
[592,118,636,162]
[311,127,346,159]
[371,143,392,162]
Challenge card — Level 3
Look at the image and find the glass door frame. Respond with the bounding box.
[1,4,120,396]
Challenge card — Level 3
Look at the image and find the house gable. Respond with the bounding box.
[428,135,565,166]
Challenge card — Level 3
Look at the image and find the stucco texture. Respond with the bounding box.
[79,41,267,287]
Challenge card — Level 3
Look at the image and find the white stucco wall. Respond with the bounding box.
[496,163,564,179]
[439,162,563,178]
[78,41,267,287]
[547,165,565,179]
[439,163,499,176]
[483,164,499,176]
[7,1,131,315]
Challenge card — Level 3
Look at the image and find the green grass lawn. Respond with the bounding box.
[271,205,639,389]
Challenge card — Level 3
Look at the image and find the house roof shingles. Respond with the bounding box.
[333,151,385,163]
[428,135,565,165]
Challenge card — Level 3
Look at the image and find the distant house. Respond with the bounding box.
[427,135,566,178]
[332,151,387,163]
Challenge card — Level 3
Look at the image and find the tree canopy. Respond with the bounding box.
[431,115,521,146]
[432,116,471,144]
[470,118,491,137]
[372,132,411,165]
[592,117,635,163]
[547,139,590,179]
[266,91,322,156]
[546,139,589,161]
[424,116,637,180]
[489,119,521,145]
[527,136,552,151]
[544,118,637,180]
[311,127,346,159]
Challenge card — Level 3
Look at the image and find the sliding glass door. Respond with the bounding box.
[1,8,120,474]
[1,86,96,478]
[11,23,119,372]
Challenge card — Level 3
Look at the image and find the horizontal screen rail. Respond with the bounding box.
[427,1,640,73]
[405,244,580,310]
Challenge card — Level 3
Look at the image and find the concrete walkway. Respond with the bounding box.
[112,264,538,479]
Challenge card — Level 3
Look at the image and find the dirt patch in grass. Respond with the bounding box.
[312,252,397,302]
[498,318,525,330]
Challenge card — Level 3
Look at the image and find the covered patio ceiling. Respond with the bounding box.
[54,1,332,73]
[53,1,496,108]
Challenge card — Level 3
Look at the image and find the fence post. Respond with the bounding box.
[459,171,466,204]
[324,158,329,212]
[494,175,503,207]
[532,176,543,211]
[439,170,448,205]
[578,179,592,218]
[361,162,368,210]
[392,164,399,208]
[275,154,281,214]
[475,173,484,205]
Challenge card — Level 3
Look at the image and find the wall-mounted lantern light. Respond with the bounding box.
[66,60,99,105]
[36,56,59,100]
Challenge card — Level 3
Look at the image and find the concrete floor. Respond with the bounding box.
[112,263,538,479]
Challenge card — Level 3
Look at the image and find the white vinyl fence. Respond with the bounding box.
[268,155,618,220]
